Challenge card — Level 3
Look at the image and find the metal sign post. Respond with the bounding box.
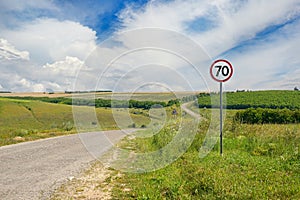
[210,59,233,155]
[220,82,223,155]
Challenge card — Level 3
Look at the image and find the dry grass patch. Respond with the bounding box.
[51,161,120,200]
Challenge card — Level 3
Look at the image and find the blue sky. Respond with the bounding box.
[0,0,299,92]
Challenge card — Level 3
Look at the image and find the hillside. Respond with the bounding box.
[0,98,150,146]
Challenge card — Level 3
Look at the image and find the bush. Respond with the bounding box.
[234,108,300,124]
[128,123,136,128]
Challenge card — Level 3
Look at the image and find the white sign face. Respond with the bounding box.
[210,59,233,82]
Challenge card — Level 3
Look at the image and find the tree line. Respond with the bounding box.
[3,96,180,110]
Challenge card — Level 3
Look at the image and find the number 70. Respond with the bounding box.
[215,65,229,77]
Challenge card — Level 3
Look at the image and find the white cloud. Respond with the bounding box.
[119,0,300,57]
[224,19,300,90]
[4,75,46,92]
[15,78,46,92]
[0,38,29,61]
[197,0,300,56]
[0,17,97,92]
[41,56,91,91]
[73,28,211,92]
[115,0,300,91]
[19,78,31,88]
[43,56,85,76]
[1,18,97,65]
[1,0,300,92]
[118,0,211,32]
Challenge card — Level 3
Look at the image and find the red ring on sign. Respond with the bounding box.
[210,59,233,83]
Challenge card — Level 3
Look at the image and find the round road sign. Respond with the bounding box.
[210,59,233,82]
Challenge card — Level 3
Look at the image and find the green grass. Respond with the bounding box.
[110,109,300,199]
[0,98,74,145]
[0,98,150,146]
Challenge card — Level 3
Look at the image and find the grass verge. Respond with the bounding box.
[109,109,299,199]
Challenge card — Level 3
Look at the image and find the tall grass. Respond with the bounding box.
[111,109,300,199]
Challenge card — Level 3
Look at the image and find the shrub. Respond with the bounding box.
[234,108,300,124]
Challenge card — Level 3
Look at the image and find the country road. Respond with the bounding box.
[0,129,135,200]
[181,101,201,120]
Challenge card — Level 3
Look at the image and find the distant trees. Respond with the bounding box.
[2,96,180,110]
[64,90,112,94]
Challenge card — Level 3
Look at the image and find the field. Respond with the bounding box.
[0,98,150,146]
[0,91,195,146]
[0,91,198,101]
[94,92,198,101]
[197,90,300,109]
[1,91,299,199]
[51,102,300,199]
[0,92,72,98]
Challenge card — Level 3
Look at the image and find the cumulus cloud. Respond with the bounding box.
[13,56,90,92]
[0,56,88,92]
[43,56,85,76]
[1,18,97,65]
[0,74,45,92]
[0,38,29,61]
[41,56,91,91]
[0,18,98,92]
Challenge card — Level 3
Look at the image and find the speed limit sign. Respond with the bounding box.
[210,59,233,82]
[209,59,233,156]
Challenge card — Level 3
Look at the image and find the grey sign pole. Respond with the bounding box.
[220,82,223,155]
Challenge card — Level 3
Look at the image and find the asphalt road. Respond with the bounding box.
[0,130,134,200]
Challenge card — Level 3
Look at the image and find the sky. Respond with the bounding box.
[0,0,299,92]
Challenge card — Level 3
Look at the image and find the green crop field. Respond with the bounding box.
[198,90,300,109]
[0,98,150,146]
